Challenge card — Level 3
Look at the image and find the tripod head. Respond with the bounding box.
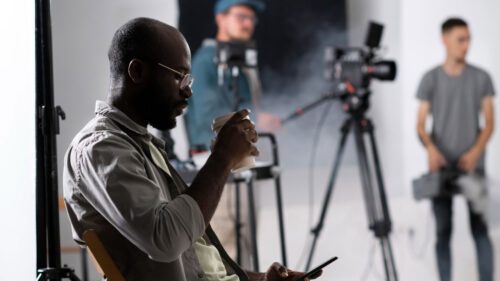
[282,21,396,124]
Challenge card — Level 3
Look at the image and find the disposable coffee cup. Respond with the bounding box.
[212,111,255,173]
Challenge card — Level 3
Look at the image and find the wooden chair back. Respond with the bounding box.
[82,229,126,281]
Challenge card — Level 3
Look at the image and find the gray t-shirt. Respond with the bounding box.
[416,64,495,171]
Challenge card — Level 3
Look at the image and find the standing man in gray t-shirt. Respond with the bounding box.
[416,18,495,281]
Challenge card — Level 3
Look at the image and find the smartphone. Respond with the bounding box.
[295,257,338,281]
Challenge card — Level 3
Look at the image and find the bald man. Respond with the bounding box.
[63,18,319,281]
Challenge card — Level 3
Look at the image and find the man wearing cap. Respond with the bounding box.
[185,0,280,151]
[185,0,281,268]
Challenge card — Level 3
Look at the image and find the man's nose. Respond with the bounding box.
[181,86,193,99]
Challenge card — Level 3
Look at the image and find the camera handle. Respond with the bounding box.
[281,91,344,124]
[281,81,375,124]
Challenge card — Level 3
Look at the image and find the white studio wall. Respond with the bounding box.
[399,6,500,279]
[400,0,500,195]
[0,1,36,280]
[344,0,500,280]
[51,1,179,278]
[349,0,500,197]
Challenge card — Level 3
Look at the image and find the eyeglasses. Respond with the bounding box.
[157,62,194,90]
[227,12,258,25]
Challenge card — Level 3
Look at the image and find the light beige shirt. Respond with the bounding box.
[63,101,248,281]
[194,237,239,281]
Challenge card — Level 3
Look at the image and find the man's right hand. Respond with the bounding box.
[427,145,447,172]
[212,109,260,170]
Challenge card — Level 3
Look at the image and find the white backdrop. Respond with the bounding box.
[349,0,500,199]
[400,0,500,193]
[342,0,500,280]
[0,1,36,280]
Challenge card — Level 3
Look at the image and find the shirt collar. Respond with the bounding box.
[94,100,166,149]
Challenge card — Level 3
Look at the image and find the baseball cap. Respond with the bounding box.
[214,0,266,15]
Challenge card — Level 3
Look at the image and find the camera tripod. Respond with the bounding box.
[284,88,398,281]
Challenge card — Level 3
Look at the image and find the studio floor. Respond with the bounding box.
[59,165,500,281]
[257,166,500,281]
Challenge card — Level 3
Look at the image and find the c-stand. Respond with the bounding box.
[36,0,80,280]
[216,41,260,270]
[283,84,398,281]
[215,40,288,270]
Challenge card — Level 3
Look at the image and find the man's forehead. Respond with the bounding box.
[446,26,469,36]
[157,28,191,66]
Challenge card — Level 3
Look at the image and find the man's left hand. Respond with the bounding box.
[457,148,481,172]
[264,262,322,281]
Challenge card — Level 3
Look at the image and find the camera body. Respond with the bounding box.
[214,40,257,87]
[215,40,257,68]
[324,22,397,91]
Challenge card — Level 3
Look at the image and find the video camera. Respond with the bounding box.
[215,40,257,68]
[215,40,257,86]
[320,22,397,114]
[324,22,396,91]
[282,21,398,122]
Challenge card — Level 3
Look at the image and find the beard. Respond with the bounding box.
[144,83,180,131]
[148,101,177,130]
[146,99,178,131]
[150,116,177,131]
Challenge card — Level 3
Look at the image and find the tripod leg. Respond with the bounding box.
[353,119,398,281]
[366,122,398,280]
[367,122,393,236]
[81,248,88,281]
[380,237,398,281]
[352,121,378,229]
[235,182,242,265]
[247,179,260,272]
[305,119,351,270]
[274,176,288,267]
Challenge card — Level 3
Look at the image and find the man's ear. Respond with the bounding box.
[441,33,449,46]
[215,13,224,28]
[128,59,149,84]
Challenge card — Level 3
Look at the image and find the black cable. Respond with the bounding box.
[408,207,433,259]
[294,100,335,269]
[307,100,335,228]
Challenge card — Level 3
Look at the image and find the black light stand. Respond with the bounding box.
[35,0,80,280]
[216,40,261,271]
[283,86,398,281]
[229,64,260,272]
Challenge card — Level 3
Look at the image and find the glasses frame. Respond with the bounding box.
[227,12,259,25]
[157,62,194,90]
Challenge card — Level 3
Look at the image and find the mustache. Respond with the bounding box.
[175,100,189,108]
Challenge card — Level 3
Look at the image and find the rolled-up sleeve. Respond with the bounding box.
[75,132,205,262]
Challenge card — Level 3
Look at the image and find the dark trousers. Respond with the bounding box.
[432,196,494,281]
